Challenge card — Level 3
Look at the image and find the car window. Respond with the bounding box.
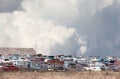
[0,63,3,65]
[35,64,41,67]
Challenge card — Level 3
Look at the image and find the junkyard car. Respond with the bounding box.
[30,64,48,71]
[111,65,120,72]
[2,62,19,71]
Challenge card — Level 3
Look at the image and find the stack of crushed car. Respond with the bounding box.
[0,54,120,72]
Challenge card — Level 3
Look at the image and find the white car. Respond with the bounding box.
[83,64,101,71]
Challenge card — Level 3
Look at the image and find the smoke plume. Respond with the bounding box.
[1,0,120,56]
[0,0,87,55]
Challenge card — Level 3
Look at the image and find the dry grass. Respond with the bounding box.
[1,71,120,79]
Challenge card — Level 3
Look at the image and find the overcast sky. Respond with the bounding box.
[0,0,120,56]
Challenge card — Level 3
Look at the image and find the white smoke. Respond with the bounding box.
[1,0,118,56]
[74,32,87,54]
[0,0,87,55]
[21,0,79,20]
[0,11,77,55]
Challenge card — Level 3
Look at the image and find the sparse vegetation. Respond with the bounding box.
[1,71,120,79]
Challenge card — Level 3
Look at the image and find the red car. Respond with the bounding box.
[2,62,19,71]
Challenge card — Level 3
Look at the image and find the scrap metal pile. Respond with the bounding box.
[0,54,120,72]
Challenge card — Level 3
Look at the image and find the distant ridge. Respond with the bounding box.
[0,48,36,55]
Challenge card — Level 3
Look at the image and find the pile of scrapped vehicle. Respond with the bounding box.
[0,54,120,72]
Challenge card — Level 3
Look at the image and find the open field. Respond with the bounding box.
[1,71,120,79]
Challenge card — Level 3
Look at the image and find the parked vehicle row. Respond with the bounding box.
[0,54,120,72]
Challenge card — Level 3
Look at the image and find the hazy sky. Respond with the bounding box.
[0,0,120,56]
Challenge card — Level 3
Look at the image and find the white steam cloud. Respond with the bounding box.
[0,0,87,55]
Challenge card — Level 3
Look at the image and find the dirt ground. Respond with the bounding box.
[1,71,120,79]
